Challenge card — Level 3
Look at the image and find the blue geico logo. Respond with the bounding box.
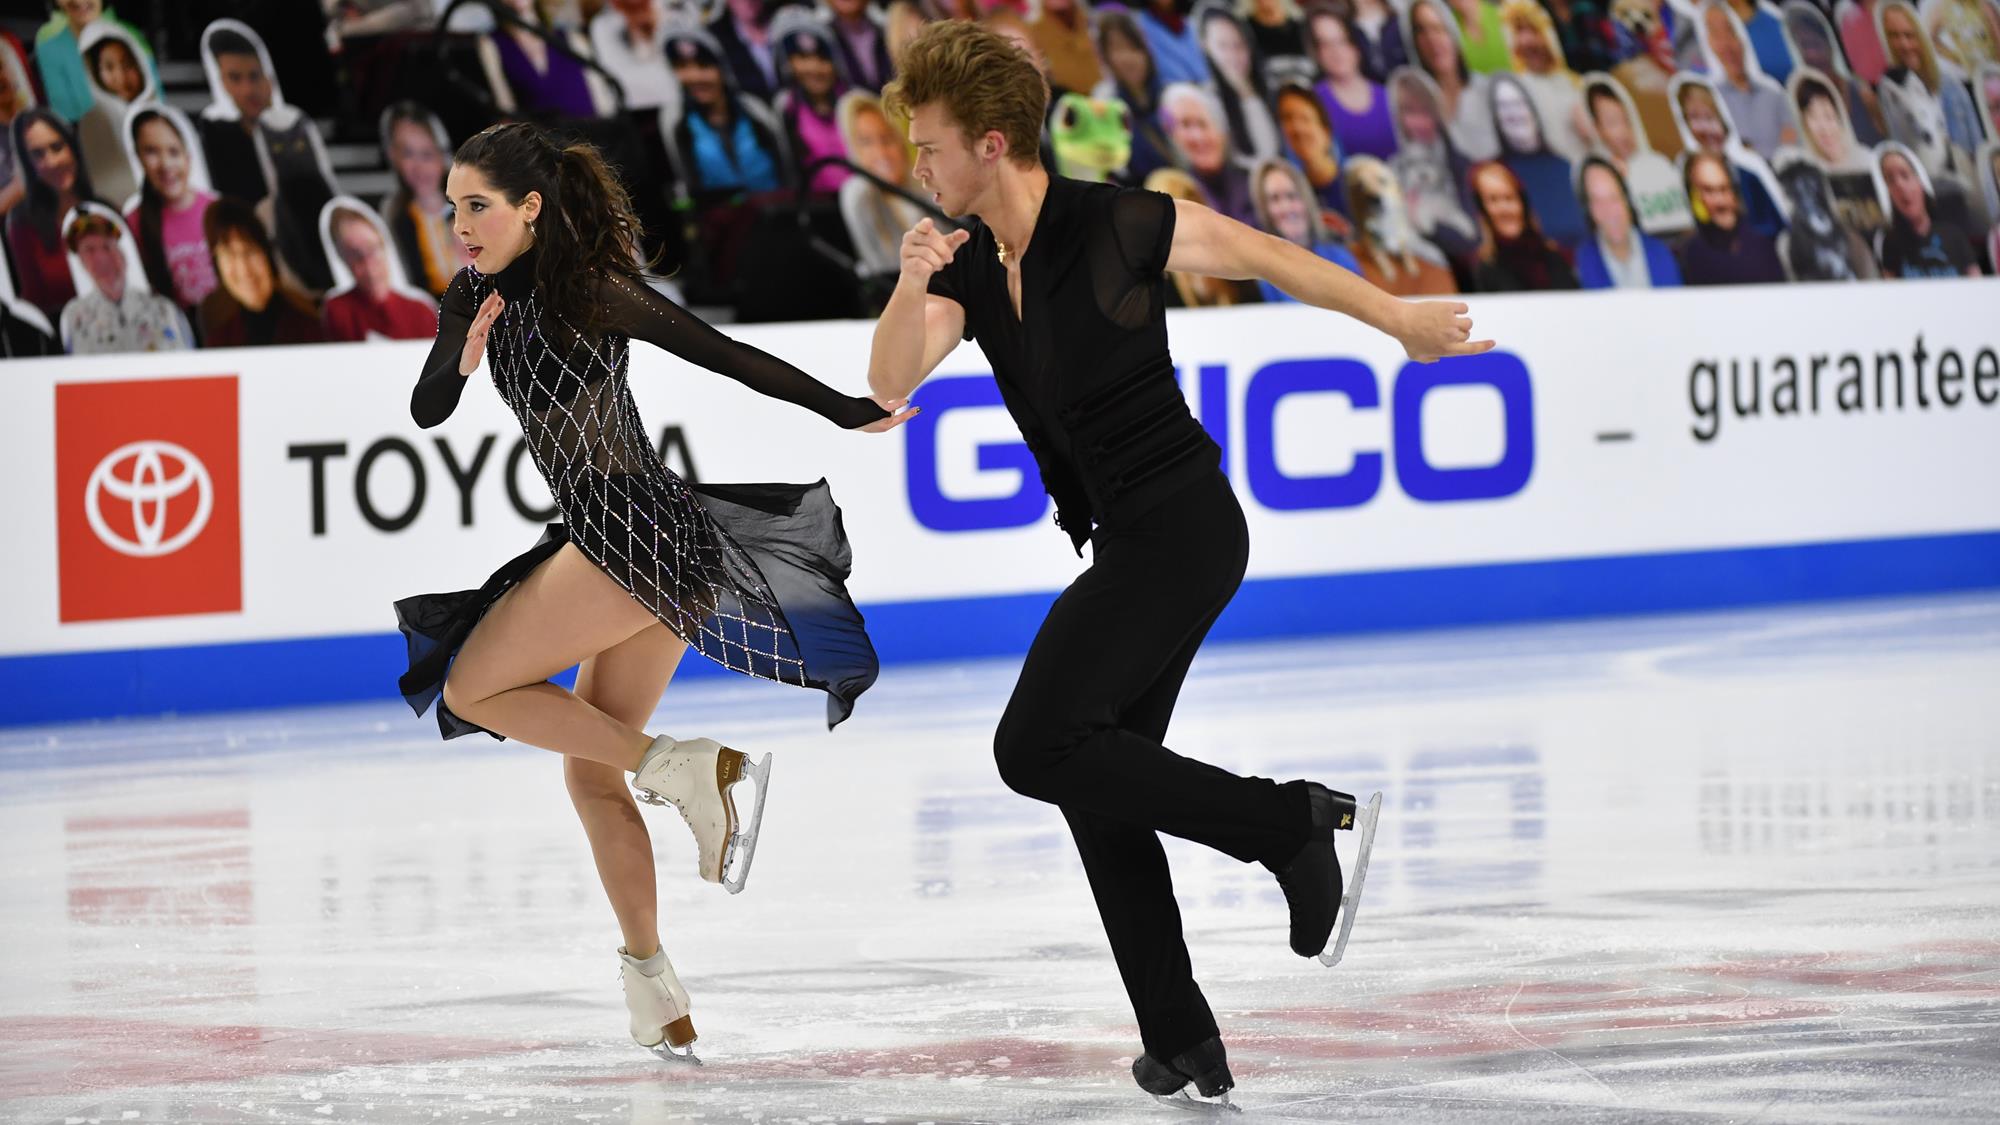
[906,351,1534,532]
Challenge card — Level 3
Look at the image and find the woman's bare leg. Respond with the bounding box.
[568,623,687,957]
[442,544,663,770]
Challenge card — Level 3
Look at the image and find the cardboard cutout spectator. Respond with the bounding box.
[1093,10,1179,179]
[1308,8,1399,160]
[1250,156,1364,300]
[122,104,219,311]
[1836,0,1890,82]
[1275,80,1349,212]
[478,0,620,118]
[1407,0,1502,159]
[1679,147,1789,279]
[198,196,324,347]
[1491,72,1588,246]
[58,203,191,352]
[591,0,687,115]
[1782,1,1886,143]
[1343,151,1461,290]
[1875,45,1989,228]
[709,0,784,104]
[1468,158,1581,287]
[1501,0,1593,163]
[379,103,472,298]
[198,21,339,295]
[68,19,155,209]
[823,0,896,93]
[1574,154,1684,284]
[1388,67,1481,255]
[1920,0,2000,74]
[1771,152,1883,276]
[1603,0,1685,158]
[1444,0,1514,74]
[1160,82,1259,222]
[1137,0,1214,86]
[1143,165,1264,302]
[836,91,925,275]
[1699,0,1799,158]
[1199,3,1281,160]
[1583,74,1695,231]
[6,108,105,324]
[1030,0,1104,95]
[663,25,791,201]
[772,9,854,193]
[1239,0,1309,68]
[1718,0,1797,81]
[0,237,59,356]
[1878,0,1986,153]
[1872,138,1986,271]
[1671,72,1793,232]
[0,40,34,221]
[1346,0,1413,79]
[1791,67,1891,235]
[318,197,437,342]
[33,0,154,125]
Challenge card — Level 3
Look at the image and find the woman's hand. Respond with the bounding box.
[1397,300,1495,364]
[459,291,505,376]
[856,394,920,433]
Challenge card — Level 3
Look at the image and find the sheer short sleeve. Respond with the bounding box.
[1108,187,1178,279]
[411,268,480,428]
[925,252,977,341]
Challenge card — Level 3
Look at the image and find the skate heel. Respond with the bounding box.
[664,1014,697,1049]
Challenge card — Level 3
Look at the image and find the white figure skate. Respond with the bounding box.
[619,946,699,1064]
[1318,790,1383,968]
[631,735,772,894]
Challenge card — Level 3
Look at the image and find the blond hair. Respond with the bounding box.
[882,20,1048,166]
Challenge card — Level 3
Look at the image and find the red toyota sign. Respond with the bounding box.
[55,377,243,623]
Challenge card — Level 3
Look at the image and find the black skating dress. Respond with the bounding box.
[393,250,886,736]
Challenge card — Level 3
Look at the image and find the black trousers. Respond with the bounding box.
[993,470,1308,1059]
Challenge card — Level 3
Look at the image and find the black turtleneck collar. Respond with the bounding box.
[487,246,539,301]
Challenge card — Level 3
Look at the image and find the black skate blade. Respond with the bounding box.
[1152,1090,1243,1114]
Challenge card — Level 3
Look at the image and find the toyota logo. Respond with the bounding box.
[84,440,214,558]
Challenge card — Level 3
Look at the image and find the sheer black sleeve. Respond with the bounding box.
[1108,187,1178,278]
[600,272,889,429]
[411,268,479,429]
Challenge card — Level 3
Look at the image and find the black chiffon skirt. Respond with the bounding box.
[393,480,877,740]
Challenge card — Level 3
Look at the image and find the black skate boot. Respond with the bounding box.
[1133,1035,1239,1112]
[1269,783,1355,957]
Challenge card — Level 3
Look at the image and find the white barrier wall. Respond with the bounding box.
[2,280,1997,722]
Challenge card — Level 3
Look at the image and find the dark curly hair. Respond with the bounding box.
[450,122,654,334]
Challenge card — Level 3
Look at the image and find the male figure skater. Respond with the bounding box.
[871,21,1493,1109]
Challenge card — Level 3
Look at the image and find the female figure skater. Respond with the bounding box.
[394,122,909,1063]
[876,21,1488,1110]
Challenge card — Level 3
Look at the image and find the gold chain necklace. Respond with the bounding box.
[995,237,1010,266]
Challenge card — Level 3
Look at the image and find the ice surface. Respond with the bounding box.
[3,594,1997,1123]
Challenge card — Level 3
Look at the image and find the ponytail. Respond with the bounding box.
[451,122,659,335]
[539,142,654,334]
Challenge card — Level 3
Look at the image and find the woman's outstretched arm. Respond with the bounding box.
[600,271,907,431]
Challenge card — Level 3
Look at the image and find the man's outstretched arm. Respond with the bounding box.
[1164,199,1495,363]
